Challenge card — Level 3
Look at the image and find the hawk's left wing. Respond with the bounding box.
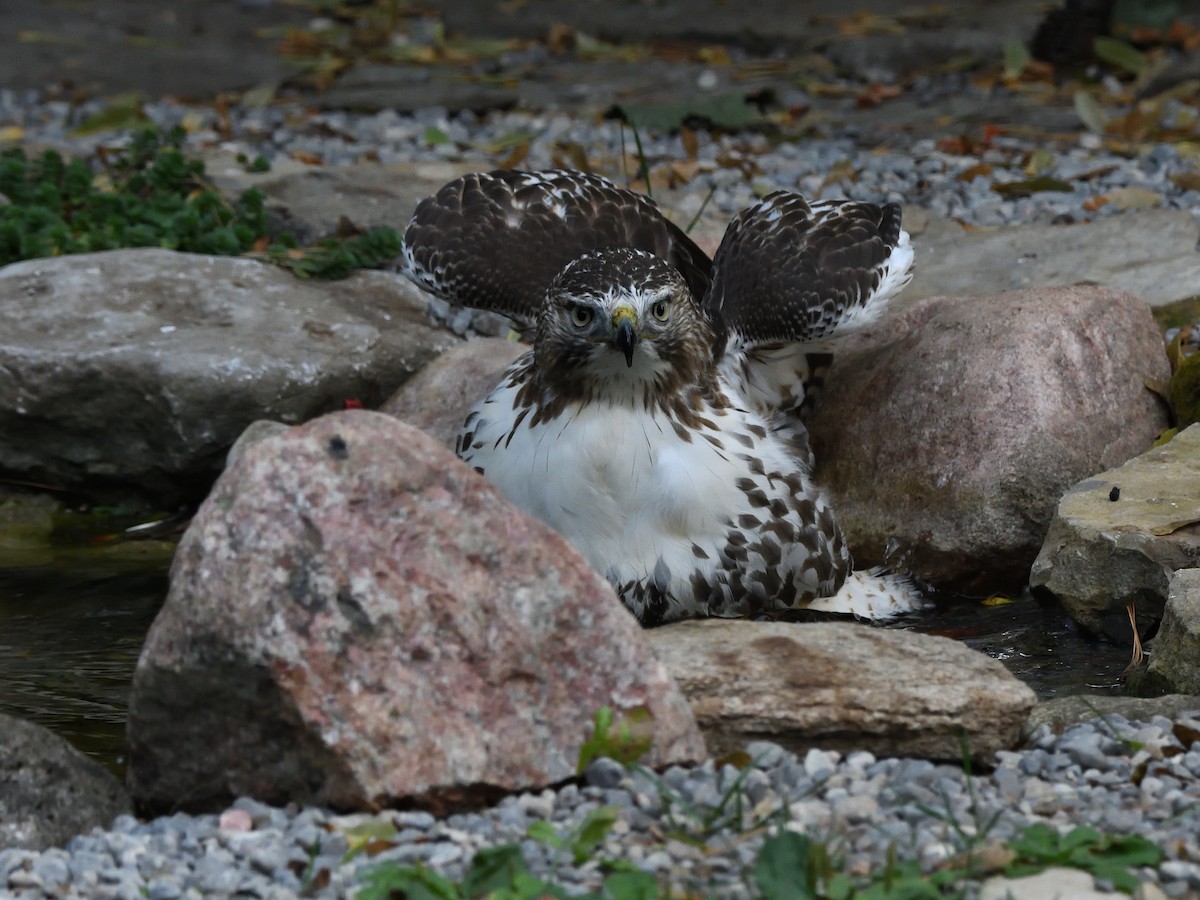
[703,191,913,349]
[402,169,713,327]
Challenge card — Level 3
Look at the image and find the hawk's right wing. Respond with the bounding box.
[401,169,713,328]
[704,191,913,349]
[706,191,913,421]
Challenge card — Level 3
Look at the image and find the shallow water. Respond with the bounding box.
[911,589,1132,699]
[0,559,1132,777]
[0,565,165,776]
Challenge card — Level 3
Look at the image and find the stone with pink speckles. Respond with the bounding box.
[127,410,705,815]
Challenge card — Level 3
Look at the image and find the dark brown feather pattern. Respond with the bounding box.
[403,169,711,327]
[703,191,904,345]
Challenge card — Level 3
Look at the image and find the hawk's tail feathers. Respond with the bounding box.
[806,567,928,620]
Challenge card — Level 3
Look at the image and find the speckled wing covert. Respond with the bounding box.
[703,191,912,347]
[401,169,712,327]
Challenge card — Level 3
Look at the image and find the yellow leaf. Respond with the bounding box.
[17,30,78,45]
[1170,170,1200,192]
[820,158,858,190]
[0,126,23,143]
[240,83,274,109]
[1153,427,1178,448]
[180,111,207,134]
[981,595,1014,606]
[1101,186,1160,210]
[70,93,148,136]
[1074,89,1110,134]
[1024,148,1055,177]
[341,820,397,859]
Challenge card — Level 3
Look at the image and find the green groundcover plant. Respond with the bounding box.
[0,125,399,278]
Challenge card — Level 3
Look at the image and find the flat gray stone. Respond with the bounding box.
[205,156,482,246]
[0,249,456,503]
[646,618,1037,763]
[905,208,1200,309]
[1030,424,1200,641]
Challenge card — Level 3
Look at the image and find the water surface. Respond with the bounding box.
[0,561,1134,776]
[0,565,166,775]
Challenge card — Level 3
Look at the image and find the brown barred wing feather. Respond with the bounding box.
[401,169,712,327]
[703,191,913,349]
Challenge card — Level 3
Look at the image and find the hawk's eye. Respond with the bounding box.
[651,299,672,322]
[569,306,593,327]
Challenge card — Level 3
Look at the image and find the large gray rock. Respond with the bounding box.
[646,619,1037,763]
[204,156,479,246]
[809,286,1170,594]
[128,410,705,814]
[380,338,527,448]
[0,249,456,503]
[1145,568,1200,695]
[0,714,131,850]
[904,208,1200,309]
[1030,424,1200,641]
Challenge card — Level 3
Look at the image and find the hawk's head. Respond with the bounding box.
[533,248,717,402]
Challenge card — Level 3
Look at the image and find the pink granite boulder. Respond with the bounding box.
[127,410,705,814]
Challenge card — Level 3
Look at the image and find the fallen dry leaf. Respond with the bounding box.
[289,150,325,165]
[831,11,904,37]
[546,23,575,54]
[1170,170,1200,191]
[856,81,902,108]
[820,158,858,190]
[680,126,699,161]
[1101,186,1161,210]
[550,141,589,171]
[497,140,531,169]
[695,45,733,66]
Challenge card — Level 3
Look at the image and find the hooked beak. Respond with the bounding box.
[611,306,638,367]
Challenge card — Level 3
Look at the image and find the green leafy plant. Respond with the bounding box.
[576,705,654,774]
[1004,824,1163,893]
[528,806,620,867]
[357,837,659,900]
[0,125,400,279]
[754,831,957,900]
[0,126,266,264]
[264,226,402,280]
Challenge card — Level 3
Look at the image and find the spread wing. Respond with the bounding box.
[704,191,913,348]
[401,169,712,327]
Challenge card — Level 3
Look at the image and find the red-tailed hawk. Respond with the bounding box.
[402,170,919,626]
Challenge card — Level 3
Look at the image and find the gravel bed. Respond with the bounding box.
[4,88,1200,232]
[2,715,1199,898]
